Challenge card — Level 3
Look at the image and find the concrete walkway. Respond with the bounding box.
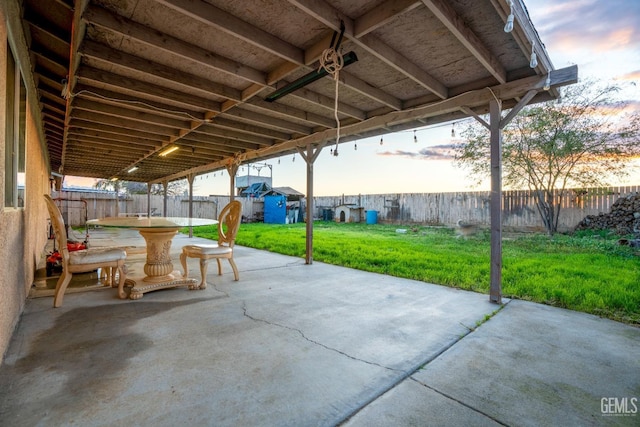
[1,229,638,426]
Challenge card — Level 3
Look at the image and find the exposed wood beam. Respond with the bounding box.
[156,0,304,64]
[338,70,402,110]
[71,110,179,136]
[421,0,506,84]
[153,0,390,117]
[202,118,289,143]
[67,138,152,153]
[156,65,577,182]
[183,132,262,151]
[73,84,207,121]
[76,66,222,112]
[25,19,70,50]
[288,0,448,99]
[245,98,334,129]
[289,84,366,120]
[61,0,89,175]
[32,50,68,77]
[222,108,311,135]
[83,5,267,86]
[67,129,163,148]
[68,119,168,141]
[488,0,553,74]
[355,0,421,37]
[79,40,242,102]
[71,98,192,129]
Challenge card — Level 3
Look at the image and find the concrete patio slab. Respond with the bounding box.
[345,300,640,427]
[2,228,639,426]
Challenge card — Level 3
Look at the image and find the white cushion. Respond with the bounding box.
[68,247,126,265]
[183,244,232,256]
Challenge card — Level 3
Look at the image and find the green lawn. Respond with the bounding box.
[187,222,640,324]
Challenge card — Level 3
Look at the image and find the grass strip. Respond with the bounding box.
[186,222,640,324]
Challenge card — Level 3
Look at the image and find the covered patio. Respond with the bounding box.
[9,0,579,304]
[3,1,616,423]
[1,229,638,425]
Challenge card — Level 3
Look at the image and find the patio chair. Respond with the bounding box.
[44,194,127,307]
[180,200,242,289]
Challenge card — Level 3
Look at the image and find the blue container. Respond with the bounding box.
[264,195,287,224]
[366,210,378,224]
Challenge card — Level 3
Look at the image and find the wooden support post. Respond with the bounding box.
[298,141,328,265]
[187,173,195,238]
[162,180,168,216]
[305,148,314,265]
[489,98,502,304]
[147,183,151,217]
[226,163,239,201]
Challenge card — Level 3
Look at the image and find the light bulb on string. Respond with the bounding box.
[379,136,383,145]
[451,123,456,138]
[278,158,281,164]
[354,142,357,150]
[413,130,418,143]
[504,1,514,33]
[529,42,538,68]
[544,73,551,91]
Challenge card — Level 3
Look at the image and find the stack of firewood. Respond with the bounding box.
[574,193,640,235]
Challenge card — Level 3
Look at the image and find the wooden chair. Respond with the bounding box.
[180,200,242,289]
[44,194,127,307]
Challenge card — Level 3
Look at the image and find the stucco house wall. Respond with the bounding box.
[1,2,51,362]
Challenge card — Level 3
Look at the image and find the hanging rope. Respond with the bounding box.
[319,47,344,156]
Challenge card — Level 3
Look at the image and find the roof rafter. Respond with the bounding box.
[288,0,449,99]
[420,0,507,83]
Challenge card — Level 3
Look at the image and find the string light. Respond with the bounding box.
[413,130,417,143]
[504,1,514,33]
[529,42,538,68]
[451,123,456,138]
[379,136,383,145]
[354,143,357,150]
[544,73,551,91]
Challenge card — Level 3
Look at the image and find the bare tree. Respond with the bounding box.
[454,81,640,235]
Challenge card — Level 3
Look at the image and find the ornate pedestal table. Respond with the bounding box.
[87,216,218,300]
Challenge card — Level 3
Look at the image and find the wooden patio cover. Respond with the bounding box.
[15,0,578,301]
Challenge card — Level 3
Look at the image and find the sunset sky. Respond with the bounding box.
[65,0,640,196]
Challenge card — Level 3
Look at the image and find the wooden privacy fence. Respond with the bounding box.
[53,185,639,232]
[313,186,640,232]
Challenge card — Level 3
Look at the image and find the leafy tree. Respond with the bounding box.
[94,179,188,196]
[454,80,640,235]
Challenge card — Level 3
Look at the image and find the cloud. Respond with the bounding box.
[616,70,640,82]
[378,144,458,160]
[531,0,640,53]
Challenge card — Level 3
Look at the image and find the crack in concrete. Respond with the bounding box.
[241,301,401,373]
[403,302,511,426]
[409,378,510,426]
[241,298,511,426]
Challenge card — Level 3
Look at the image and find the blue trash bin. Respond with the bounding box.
[366,210,378,224]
